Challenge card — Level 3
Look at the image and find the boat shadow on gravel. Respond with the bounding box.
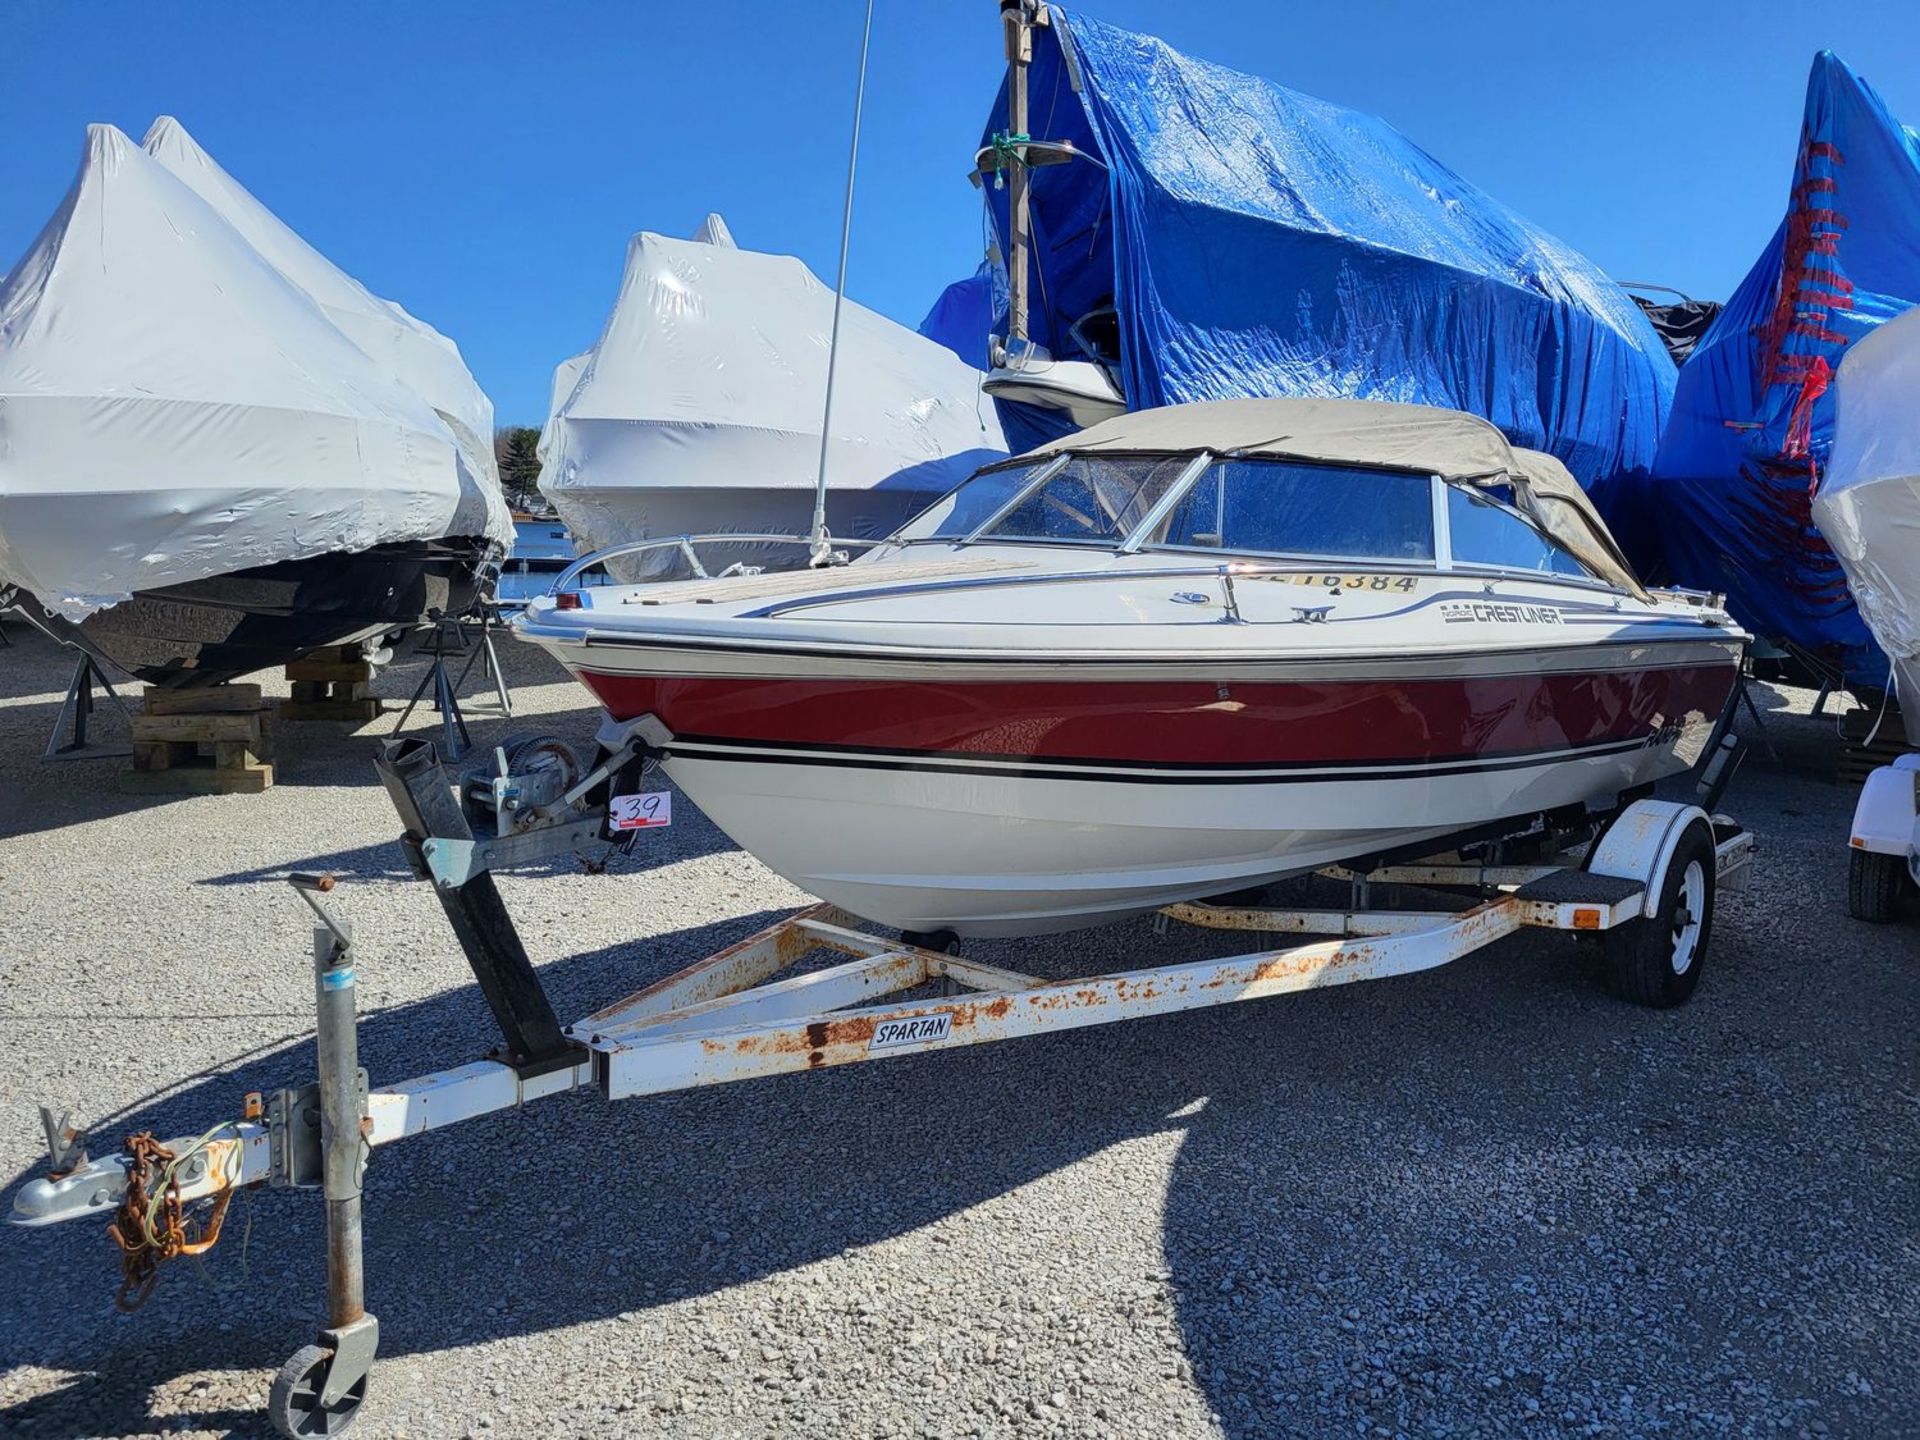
[0,890,1725,1440]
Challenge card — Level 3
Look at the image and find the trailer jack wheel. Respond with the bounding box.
[268,1339,370,1438]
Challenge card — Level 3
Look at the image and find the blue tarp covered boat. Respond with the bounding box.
[974,7,1676,481]
[1603,52,1920,689]
[917,263,1000,370]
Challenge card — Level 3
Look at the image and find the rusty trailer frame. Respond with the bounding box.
[8,741,1752,1435]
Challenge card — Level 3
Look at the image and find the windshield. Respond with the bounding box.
[894,454,1195,544]
[894,460,1051,541]
[985,455,1195,543]
[1145,457,1436,562]
[892,451,1479,570]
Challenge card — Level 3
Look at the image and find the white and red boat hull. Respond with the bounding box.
[549,621,1739,934]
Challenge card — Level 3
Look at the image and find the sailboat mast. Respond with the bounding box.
[1001,0,1036,349]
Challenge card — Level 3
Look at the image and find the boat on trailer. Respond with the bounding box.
[518,396,1748,937]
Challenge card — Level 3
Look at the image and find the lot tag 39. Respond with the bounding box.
[609,792,673,831]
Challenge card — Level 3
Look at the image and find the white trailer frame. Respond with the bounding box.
[10,785,1752,1436]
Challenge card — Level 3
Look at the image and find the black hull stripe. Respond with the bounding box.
[669,728,1666,773]
[664,734,1661,786]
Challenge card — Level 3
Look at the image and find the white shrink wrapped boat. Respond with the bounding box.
[142,116,503,497]
[538,217,1006,578]
[1816,307,1920,704]
[0,124,510,687]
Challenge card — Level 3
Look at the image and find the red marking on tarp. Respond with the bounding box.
[1783,356,1833,461]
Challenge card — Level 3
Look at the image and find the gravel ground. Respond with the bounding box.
[0,620,1914,1440]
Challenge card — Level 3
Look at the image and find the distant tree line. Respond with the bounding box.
[494,426,543,508]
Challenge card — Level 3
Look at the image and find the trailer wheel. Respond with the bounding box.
[1847,848,1906,924]
[1606,821,1716,1008]
[268,1343,368,1437]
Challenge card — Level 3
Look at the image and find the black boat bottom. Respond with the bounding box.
[10,537,498,689]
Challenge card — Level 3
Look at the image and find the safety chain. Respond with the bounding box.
[106,1129,234,1312]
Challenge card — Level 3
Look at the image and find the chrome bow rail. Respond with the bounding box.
[549,533,888,597]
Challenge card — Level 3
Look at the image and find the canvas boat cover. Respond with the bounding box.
[0,123,509,621]
[537,218,1007,554]
[1814,307,1920,702]
[976,8,1676,482]
[1605,53,1920,685]
[1021,395,1645,597]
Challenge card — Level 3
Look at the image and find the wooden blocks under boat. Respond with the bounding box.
[119,683,275,794]
[279,645,385,725]
[1838,704,1910,788]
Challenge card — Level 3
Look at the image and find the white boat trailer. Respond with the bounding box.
[1846,753,1919,923]
[10,726,1753,1437]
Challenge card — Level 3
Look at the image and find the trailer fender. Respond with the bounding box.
[1586,799,1716,920]
[1849,755,1920,864]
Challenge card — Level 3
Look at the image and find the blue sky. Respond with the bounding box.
[4,0,1918,423]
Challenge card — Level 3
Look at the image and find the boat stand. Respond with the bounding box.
[9,728,1754,1438]
[392,609,512,759]
[44,649,134,761]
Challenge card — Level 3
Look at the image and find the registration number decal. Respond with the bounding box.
[868,1014,953,1051]
[609,791,673,830]
[1277,573,1419,592]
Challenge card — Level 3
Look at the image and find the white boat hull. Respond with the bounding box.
[522,541,1744,938]
[664,734,1704,936]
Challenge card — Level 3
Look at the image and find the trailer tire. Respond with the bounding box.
[268,1343,368,1437]
[1606,820,1715,1008]
[1847,848,1906,924]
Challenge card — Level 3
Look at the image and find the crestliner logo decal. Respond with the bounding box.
[1439,601,1565,626]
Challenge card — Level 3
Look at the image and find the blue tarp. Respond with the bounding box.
[1604,52,1920,684]
[917,263,1000,370]
[977,9,1676,485]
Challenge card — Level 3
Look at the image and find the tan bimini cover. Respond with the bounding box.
[1022,397,1647,596]
[1815,306,1920,702]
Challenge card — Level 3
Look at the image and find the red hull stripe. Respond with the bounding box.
[576,666,1737,768]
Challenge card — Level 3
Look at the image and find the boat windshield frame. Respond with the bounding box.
[891,447,1615,590]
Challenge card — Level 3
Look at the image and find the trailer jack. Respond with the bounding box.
[256,872,380,1438]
